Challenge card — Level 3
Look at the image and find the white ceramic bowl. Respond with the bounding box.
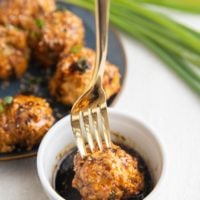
[37,109,166,200]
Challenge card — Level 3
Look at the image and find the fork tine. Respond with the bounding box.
[71,114,87,158]
[100,104,111,148]
[91,108,103,151]
[81,111,95,152]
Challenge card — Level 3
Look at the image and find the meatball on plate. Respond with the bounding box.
[33,10,85,67]
[0,0,56,28]
[0,0,56,50]
[49,47,121,105]
[0,25,29,80]
[0,95,55,153]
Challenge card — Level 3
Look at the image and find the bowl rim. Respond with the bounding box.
[37,108,167,200]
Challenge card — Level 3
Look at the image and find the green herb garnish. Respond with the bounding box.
[0,96,13,113]
[70,45,83,54]
[35,19,45,29]
[3,96,13,105]
[0,104,4,113]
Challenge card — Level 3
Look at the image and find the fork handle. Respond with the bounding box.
[92,0,110,84]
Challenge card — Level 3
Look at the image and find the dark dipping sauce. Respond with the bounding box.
[55,144,153,200]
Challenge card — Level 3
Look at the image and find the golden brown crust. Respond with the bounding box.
[49,47,121,105]
[33,10,85,67]
[0,0,56,28]
[0,95,55,153]
[73,144,145,200]
[0,0,56,50]
[0,25,29,80]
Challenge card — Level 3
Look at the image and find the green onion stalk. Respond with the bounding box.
[66,0,200,95]
[134,0,200,14]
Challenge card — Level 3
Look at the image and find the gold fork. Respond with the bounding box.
[71,0,111,158]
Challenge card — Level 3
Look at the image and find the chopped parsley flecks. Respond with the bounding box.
[0,96,13,113]
[35,19,45,29]
[0,104,4,113]
[70,45,83,54]
[3,96,13,105]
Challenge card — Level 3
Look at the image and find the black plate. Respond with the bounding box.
[0,2,127,161]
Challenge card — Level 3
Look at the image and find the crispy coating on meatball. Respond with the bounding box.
[73,144,145,200]
[0,25,29,80]
[33,10,85,67]
[0,95,55,153]
[49,47,121,105]
[0,0,56,50]
[0,0,55,28]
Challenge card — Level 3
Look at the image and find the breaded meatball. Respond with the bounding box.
[0,0,56,50]
[0,25,29,80]
[73,144,145,200]
[49,47,121,105]
[32,10,85,67]
[0,0,55,28]
[0,95,55,153]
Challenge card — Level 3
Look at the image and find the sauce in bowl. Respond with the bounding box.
[55,144,153,200]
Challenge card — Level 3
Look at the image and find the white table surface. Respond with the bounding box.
[1,9,200,200]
